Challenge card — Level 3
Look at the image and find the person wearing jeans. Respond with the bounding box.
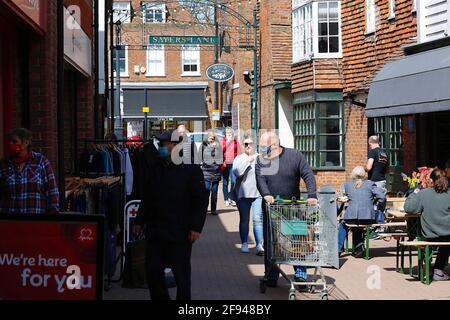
[232,135,264,255]
[221,127,241,206]
[255,132,318,285]
[200,131,223,215]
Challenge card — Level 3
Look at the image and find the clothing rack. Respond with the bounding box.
[82,139,149,290]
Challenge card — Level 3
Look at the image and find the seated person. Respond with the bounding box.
[338,166,385,258]
[404,169,450,281]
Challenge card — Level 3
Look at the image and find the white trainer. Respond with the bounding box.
[241,242,249,253]
[256,244,265,256]
[225,200,230,207]
[433,269,450,281]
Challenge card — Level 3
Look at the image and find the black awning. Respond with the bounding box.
[366,45,450,117]
[123,88,208,119]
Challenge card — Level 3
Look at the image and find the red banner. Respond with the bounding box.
[0,219,101,300]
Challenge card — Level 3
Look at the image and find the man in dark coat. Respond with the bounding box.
[134,130,208,300]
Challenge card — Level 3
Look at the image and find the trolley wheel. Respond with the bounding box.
[320,291,328,300]
[289,289,296,300]
[259,279,267,294]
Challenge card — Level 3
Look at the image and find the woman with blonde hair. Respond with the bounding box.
[337,166,385,257]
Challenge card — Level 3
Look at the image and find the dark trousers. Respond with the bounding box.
[262,200,280,281]
[428,235,450,271]
[145,242,192,300]
[205,180,219,212]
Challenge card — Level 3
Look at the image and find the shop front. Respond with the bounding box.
[366,44,450,175]
[0,0,46,158]
[121,83,209,139]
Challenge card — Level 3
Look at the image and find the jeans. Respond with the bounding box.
[338,219,374,253]
[374,180,387,224]
[222,164,236,201]
[236,197,264,245]
[205,180,219,213]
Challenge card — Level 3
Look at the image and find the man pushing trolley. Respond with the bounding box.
[255,131,339,300]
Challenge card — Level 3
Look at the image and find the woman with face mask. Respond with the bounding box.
[0,128,59,214]
[200,130,224,215]
[232,134,264,255]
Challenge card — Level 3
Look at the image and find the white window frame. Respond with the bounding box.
[146,45,165,77]
[113,45,129,77]
[113,1,131,24]
[181,45,201,76]
[313,1,342,59]
[388,0,396,20]
[417,0,450,43]
[292,0,342,62]
[142,2,166,24]
[366,0,376,34]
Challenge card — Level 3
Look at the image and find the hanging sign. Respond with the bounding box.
[149,36,218,45]
[206,64,235,82]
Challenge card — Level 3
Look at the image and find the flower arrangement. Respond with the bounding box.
[401,167,434,190]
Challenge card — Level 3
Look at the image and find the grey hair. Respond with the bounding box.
[351,166,368,189]
[368,135,380,144]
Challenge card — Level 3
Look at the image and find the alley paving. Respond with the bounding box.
[105,191,450,300]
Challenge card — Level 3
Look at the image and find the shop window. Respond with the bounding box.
[182,45,200,76]
[371,116,403,167]
[294,100,344,169]
[146,45,165,76]
[292,0,341,62]
[112,45,128,77]
[142,2,166,23]
[366,0,376,34]
[113,2,131,23]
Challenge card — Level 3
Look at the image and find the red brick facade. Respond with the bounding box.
[0,1,95,178]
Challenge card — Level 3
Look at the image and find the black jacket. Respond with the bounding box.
[136,157,208,244]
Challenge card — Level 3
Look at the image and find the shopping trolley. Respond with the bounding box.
[259,196,337,300]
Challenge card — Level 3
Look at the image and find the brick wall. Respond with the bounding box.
[342,0,417,95]
[258,0,292,131]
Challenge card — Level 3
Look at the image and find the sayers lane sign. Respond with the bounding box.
[149,36,218,45]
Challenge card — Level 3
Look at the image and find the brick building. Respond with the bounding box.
[257,0,450,193]
[0,0,95,177]
[109,0,255,139]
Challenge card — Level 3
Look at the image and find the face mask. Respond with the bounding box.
[158,146,170,159]
[7,143,22,157]
[260,146,272,156]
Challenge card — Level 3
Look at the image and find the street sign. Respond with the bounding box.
[206,64,235,82]
[142,106,150,113]
[149,36,218,45]
[125,201,141,244]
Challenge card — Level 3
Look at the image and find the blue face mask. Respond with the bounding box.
[260,146,272,155]
[158,146,170,159]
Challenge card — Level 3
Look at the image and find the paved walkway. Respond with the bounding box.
[105,189,450,300]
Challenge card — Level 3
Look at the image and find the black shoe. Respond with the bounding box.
[266,280,278,288]
[211,211,218,215]
[294,276,307,283]
[353,249,365,258]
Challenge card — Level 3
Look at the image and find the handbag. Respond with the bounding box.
[122,233,148,289]
[229,165,251,202]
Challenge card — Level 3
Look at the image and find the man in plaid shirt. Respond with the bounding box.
[0,128,59,214]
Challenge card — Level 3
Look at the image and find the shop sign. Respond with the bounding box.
[64,7,92,76]
[125,201,141,244]
[212,109,221,121]
[10,0,43,29]
[0,215,103,300]
[206,64,235,82]
[149,36,218,45]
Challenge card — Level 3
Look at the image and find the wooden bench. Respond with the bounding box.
[343,223,407,260]
[400,241,450,285]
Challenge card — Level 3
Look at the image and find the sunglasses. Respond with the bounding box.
[244,142,253,147]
